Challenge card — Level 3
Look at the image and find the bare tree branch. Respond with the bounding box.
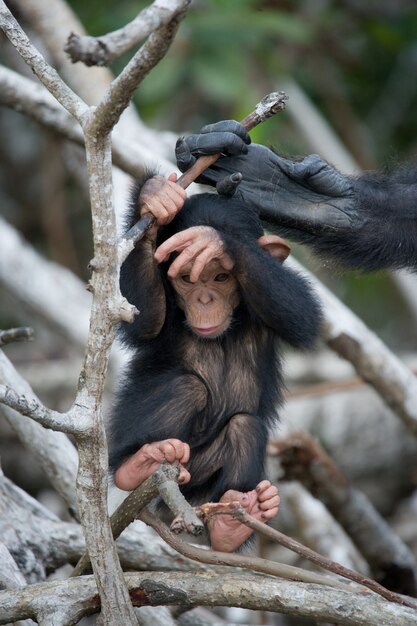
[73,463,203,576]
[139,507,353,591]
[0,64,177,179]
[0,4,139,620]
[65,0,190,67]
[0,384,84,435]
[288,258,417,437]
[0,215,91,347]
[0,545,35,626]
[0,351,78,514]
[12,0,181,166]
[0,3,86,120]
[1,571,417,626]
[89,4,189,135]
[273,433,417,595]
[200,502,415,608]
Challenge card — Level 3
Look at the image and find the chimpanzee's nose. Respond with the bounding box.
[198,290,213,305]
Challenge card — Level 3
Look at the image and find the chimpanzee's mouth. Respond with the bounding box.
[194,325,222,337]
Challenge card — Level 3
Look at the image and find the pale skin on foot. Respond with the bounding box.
[208,480,280,552]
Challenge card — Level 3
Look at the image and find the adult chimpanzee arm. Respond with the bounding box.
[119,175,166,345]
[176,121,417,272]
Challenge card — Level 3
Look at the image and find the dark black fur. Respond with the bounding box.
[108,175,322,509]
[268,165,417,272]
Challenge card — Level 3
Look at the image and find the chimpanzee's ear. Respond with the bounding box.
[257,234,291,262]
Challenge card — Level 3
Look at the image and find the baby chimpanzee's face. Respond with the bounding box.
[170,259,239,338]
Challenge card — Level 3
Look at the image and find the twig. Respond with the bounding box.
[139,508,354,591]
[288,257,417,438]
[0,327,33,347]
[0,384,85,435]
[0,2,86,121]
[65,0,190,67]
[122,91,289,252]
[88,5,189,136]
[199,502,416,609]
[72,463,203,576]
[272,433,417,595]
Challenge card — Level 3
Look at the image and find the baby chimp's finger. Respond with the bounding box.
[261,507,279,521]
[160,441,178,463]
[255,480,273,494]
[257,485,279,502]
[259,495,280,511]
[154,231,193,263]
[177,464,191,484]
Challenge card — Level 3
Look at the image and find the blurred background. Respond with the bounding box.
[1,2,417,624]
[3,0,417,345]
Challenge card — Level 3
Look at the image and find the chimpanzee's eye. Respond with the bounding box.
[181,274,192,283]
[214,273,229,282]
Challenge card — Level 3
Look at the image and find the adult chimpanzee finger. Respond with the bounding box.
[216,172,242,197]
[200,120,251,144]
[175,138,196,173]
[186,131,250,157]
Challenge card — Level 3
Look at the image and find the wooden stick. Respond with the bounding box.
[125,91,288,243]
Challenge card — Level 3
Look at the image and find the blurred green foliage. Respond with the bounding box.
[67,0,417,162]
[1,1,415,346]
[64,0,417,347]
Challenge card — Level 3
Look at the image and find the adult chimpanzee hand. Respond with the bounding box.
[176,120,359,237]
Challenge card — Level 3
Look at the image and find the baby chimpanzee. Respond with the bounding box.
[108,172,322,551]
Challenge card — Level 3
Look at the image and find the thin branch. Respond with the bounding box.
[272,433,417,595]
[288,258,417,438]
[65,0,190,67]
[89,4,189,135]
[0,3,86,121]
[139,508,353,591]
[0,64,84,143]
[0,384,85,435]
[12,0,182,171]
[200,502,416,609]
[0,64,176,180]
[72,463,203,576]
[0,351,79,515]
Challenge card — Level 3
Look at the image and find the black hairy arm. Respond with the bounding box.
[119,174,166,345]
[176,121,417,272]
[224,233,322,349]
[165,193,323,349]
